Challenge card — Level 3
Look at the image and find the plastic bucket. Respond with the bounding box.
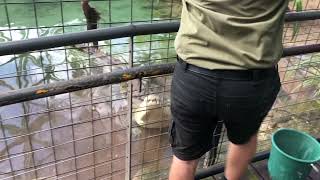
[268,128,320,180]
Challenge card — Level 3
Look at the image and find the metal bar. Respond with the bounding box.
[125,3,134,179]
[125,36,134,180]
[0,22,180,56]
[2,0,16,179]
[194,151,270,179]
[1,43,320,107]
[0,63,175,106]
[1,11,320,56]
[285,11,320,22]
[283,44,320,56]
[194,138,320,179]
[108,0,114,176]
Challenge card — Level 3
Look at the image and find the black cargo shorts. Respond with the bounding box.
[169,57,281,161]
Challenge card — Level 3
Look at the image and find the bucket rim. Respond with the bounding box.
[271,128,320,163]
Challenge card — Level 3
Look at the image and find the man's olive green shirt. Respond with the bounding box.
[175,0,289,70]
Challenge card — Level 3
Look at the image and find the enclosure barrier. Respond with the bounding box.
[1,10,320,180]
[0,44,320,107]
[1,11,320,107]
[1,11,320,56]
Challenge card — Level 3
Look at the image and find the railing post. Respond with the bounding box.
[126,36,134,180]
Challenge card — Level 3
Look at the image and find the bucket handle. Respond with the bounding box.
[311,164,319,173]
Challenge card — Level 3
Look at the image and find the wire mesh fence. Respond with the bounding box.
[0,0,319,180]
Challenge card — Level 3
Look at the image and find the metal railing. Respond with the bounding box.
[1,11,320,106]
[1,11,320,57]
[1,10,320,180]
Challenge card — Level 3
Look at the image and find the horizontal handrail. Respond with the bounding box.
[0,63,175,106]
[195,138,320,179]
[195,151,270,179]
[0,44,320,107]
[0,22,180,56]
[0,11,320,56]
[285,10,320,22]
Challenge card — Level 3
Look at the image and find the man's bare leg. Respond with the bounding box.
[225,134,258,180]
[169,156,198,180]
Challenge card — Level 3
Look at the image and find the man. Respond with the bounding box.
[169,0,289,180]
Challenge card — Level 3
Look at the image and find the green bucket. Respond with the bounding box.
[268,128,320,180]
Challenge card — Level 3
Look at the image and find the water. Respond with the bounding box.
[0,0,170,28]
[0,1,180,179]
[0,0,178,94]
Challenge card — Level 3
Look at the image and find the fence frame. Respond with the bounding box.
[1,10,320,180]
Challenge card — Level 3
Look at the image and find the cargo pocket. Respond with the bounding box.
[259,76,281,118]
[168,121,176,146]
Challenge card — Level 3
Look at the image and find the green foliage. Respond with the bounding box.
[141,0,181,19]
[291,0,303,39]
[0,31,11,42]
[67,48,91,78]
[299,53,320,98]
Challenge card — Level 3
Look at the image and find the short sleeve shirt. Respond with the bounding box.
[175,0,289,70]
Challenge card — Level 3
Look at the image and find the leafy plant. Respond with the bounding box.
[0,31,11,42]
[298,53,320,98]
[291,0,303,39]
